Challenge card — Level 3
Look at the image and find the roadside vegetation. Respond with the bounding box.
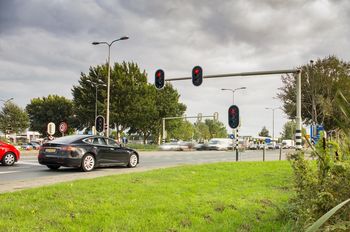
[285,92,350,231]
[0,161,294,231]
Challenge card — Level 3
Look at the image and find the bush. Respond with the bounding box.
[124,143,159,151]
[287,134,350,231]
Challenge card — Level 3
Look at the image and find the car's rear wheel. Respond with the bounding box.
[127,153,138,168]
[81,154,95,172]
[47,165,60,170]
[2,152,16,166]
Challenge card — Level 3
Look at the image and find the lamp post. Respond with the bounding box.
[265,107,281,141]
[92,36,129,137]
[86,80,107,120]
[221,87,246,104]
[0,98,14,104]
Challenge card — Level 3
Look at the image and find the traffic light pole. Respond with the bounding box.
[163,68,303,149]
[162,114,217,143]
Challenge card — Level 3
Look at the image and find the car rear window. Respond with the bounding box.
[50,136,87,144]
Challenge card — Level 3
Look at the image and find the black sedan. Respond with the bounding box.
[38,135,139,172]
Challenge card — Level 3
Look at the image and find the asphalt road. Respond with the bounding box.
[0,149,293,193]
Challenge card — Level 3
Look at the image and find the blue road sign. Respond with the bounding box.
[229,134,235,139]
[265,138,271,143]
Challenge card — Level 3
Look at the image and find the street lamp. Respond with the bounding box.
[265,107,281,141]
[0,98,14,104]
[86,80,107,120]
[221,87,247,104]
[92,36,129,137]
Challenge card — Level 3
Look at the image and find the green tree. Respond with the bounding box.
[193,122,210,142]
[168,120,194,141]
[130,83,187,144]
[278,56,350,130]
[72,62,186,142]
[0,102,29,137]
[26,95,74,136]
[281,120,296,140]
[71,65,107,130]
[281,120,307,141]
[205,119,227,139]
[259,126,270,137]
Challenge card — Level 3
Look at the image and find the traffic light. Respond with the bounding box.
[192,66,203,86]
[95,115,105,133]
[228,105,239,129]
[155,69,165,89]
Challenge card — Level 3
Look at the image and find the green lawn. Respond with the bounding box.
[0,161,295,231]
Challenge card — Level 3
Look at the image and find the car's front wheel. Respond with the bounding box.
[81,154,95,172]
[127,153,138,168]
[2,152,16,166]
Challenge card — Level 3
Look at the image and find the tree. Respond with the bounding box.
[193,119,227,141]
[205,119,227,139]
[130,83,187,144]
[71,66,106,131]
[193,122,210,142]
[26,95,74,136]
[167,120,194,141]
[0,102,29,137]
[281,120,296,140]
[259,126,270,137]
[73,62,186,142]
[278,56,350,130]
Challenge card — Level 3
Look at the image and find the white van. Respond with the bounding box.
[207,138,233,151]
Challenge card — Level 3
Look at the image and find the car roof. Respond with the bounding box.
[48,135,95,144]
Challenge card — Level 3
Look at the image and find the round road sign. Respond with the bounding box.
[59,122,68,133]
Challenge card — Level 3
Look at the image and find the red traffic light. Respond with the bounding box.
[229,108,236,115]
[155,69,165,89]
[192,66,203,86]
[194,68,200,75]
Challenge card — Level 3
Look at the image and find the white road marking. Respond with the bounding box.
[0,171,19,174]
[17,161,41,166]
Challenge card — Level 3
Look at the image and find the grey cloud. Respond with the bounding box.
[1,0,350,136]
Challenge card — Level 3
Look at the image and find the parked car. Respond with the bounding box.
[207,138,233,151]
[194,142,208,150]
[0,141,20,166]
[21,143,33,150]
[38,135,139,172]
[21,142,41,150]
[275,143,282,149]
[29,142,41,150]
[159,141,189,151]
[248,143,259,150]
[267,143,275,149]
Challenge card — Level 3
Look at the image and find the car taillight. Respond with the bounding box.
[61,146,76,151]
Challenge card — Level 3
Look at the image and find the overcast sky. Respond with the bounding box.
[1,0,350,137]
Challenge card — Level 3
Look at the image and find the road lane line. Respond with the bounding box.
[17,161,41,166]
[0,171,19,174]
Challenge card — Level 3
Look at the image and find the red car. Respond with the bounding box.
[0,141,20,166]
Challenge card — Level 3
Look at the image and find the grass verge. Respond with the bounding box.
[0,161,294,231]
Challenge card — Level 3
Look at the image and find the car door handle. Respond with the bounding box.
[110,148,114,150]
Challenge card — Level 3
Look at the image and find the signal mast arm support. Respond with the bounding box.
[161,68,302,149]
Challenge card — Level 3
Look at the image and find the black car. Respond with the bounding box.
[38,135,139,172]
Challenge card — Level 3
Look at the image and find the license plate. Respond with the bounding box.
[45,148,56,153]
